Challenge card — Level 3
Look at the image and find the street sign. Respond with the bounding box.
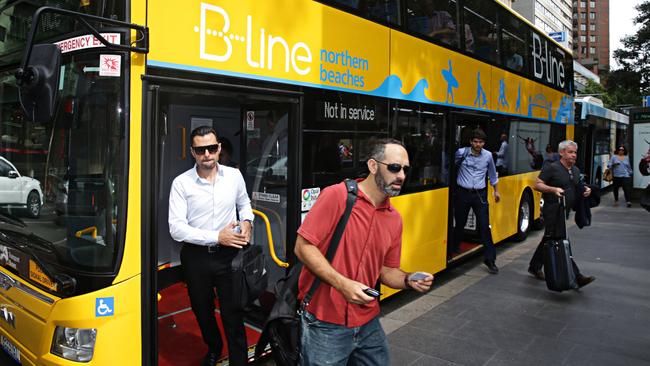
[548,31,565,42]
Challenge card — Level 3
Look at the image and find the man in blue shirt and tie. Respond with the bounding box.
[450,129,501,273]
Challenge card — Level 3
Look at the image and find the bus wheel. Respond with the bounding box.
[513,193,532,242]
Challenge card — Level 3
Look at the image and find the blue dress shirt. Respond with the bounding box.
[455,147,499,190]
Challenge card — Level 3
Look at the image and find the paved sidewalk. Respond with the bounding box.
[381,192,650,366]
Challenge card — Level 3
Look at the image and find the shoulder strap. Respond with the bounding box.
[302,179,358,307]
[456,147,470,168]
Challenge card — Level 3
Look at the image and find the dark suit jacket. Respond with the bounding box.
[574,184,600,229]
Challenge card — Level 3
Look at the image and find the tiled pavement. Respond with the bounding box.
[382,193,650,366]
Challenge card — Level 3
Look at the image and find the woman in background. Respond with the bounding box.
[608,146,633,207]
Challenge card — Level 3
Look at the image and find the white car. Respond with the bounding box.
[0,156,43,218]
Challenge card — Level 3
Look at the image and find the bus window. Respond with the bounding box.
[463,0,497,62]
[391,103,448,192]
[302,132,384,188]
[500,9,527,73]
[406,0,459,47]
[326,0,402,25]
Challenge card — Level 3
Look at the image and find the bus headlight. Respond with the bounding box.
[51,326,97,362]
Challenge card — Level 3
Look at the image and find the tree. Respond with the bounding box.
[579,73,640,110]
[612,1,650,100]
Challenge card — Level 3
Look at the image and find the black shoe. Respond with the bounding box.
[202,351,220,366]
[577,275,595,288]
[627,202,632,208]
[484,260,499,274]
[527,267,545,281]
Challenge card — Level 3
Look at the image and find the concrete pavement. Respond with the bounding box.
[382,192,650,366]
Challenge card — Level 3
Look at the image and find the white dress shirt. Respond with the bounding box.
[168,164,254,246]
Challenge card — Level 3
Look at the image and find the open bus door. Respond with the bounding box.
[143,80,299,365]
[447,111,494,260]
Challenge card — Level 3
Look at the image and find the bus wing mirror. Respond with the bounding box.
[16,44,61,124]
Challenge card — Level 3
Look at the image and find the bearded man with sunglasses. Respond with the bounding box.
[168,126,253,366]
[450,129,501,273]
[295,138,433,365]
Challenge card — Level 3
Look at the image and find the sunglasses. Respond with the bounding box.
[376,160,410,174]
[192,144,220,155]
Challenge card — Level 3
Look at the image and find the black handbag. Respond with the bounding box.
[232,242,268,308]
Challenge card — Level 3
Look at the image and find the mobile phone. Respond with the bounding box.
[408,272,429,281]
[232,225,241,234]
[363,288,381,297]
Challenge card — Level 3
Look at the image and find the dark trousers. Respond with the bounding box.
[612,176,632,203]
[180,244,248,366]
[451,187,496,262]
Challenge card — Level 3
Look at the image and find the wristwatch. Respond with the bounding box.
[404,275,411,289]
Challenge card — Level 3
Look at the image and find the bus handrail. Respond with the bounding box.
[252,209,289,268]
[75,226,97,239]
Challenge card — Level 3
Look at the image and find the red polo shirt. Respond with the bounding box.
[297,180,402,327]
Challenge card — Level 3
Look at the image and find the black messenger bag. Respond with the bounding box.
[232,242,268,308]
[254,179,358,365]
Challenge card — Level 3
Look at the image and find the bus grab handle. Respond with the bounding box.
[252,209,289,268]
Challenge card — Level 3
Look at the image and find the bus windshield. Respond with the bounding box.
[0,49,126,291]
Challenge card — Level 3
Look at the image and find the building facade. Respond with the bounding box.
[572,0,610,75]
[512,0,574,49]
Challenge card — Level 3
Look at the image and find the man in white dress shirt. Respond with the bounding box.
[168,126,254,366]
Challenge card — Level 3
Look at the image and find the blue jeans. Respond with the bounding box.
[299,311,389,366]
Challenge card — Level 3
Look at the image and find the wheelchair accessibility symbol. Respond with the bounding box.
[95,297,114,317]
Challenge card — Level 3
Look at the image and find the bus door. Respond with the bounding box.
[240,103,296,289]
[448,112,495,258]
[144,81,298,366]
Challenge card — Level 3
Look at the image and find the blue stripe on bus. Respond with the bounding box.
[146,59,572,125]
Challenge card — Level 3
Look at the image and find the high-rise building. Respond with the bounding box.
[512,0,574,49]
[572,0,609,75]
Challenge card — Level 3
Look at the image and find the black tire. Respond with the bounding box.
[26,191,41,218]
[513,193,532,242]
[532,197,544,230]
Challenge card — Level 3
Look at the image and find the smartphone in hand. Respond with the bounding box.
[408,272,429,281]
[363,288,381,297]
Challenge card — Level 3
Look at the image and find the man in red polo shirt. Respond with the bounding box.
[295,138,434,365]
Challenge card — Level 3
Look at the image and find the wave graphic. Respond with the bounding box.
[404,78,431,103]
[370,75,433,103]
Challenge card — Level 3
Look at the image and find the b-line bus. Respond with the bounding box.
[0,0,573,364]
[573,96,630,188]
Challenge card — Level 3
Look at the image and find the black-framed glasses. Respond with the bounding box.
[376,160,410,174]
[192,144,220,155]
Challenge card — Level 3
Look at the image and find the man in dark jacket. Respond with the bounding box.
[527,140,596,288]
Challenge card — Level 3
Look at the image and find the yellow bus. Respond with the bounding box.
[0,0,573,364]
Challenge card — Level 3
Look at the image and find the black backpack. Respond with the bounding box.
[254,179,358,365]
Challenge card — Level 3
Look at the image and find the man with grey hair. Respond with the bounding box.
[528,140,595,288]
[294,138,434,365]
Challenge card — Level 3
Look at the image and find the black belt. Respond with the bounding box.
[183,242,224,254]
[457,186,486,192]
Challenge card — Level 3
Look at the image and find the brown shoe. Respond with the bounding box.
[528,267,545,281]
[577,275,596,288]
